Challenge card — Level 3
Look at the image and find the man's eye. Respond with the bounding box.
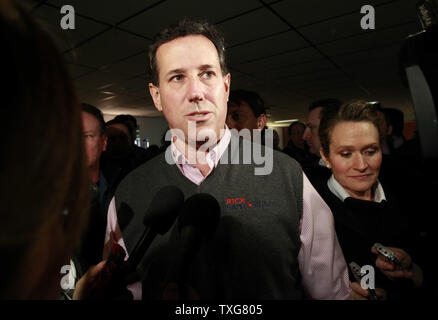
[231,113,240,121]
[171,75,183,82]
[341,152,351,158]
[201,71,214,79]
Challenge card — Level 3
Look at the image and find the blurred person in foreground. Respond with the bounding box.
[0,0,89,299]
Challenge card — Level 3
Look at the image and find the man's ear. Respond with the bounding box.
[102,133,108,152]
[148,83,162,112]
[320,147,332,169]
[387,124,393,136]
[257,114,267,130]
[224,73,231,101]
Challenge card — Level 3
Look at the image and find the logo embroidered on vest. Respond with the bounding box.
[225,197,274,210]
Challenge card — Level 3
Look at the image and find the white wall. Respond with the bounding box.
[104,115,169,147]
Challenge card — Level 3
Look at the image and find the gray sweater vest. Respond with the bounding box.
[115,134,304,299]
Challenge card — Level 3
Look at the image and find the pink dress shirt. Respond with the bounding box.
[104,127,351,300]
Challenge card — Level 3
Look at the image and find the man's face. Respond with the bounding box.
[303,107,323,156]
[226,100,264,131]
[81,111,107,169]
[149,35,230,144]
[289,124,305,149]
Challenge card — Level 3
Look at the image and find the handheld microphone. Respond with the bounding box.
[91,186,184,299]
[127,185,184,270]
[163,193,221,300]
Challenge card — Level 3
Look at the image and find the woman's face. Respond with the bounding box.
[321,121,382,201]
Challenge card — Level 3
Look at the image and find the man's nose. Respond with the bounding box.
[302,128,310,141]
[187,77,203,103]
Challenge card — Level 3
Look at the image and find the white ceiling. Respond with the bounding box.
[20,0,429,123]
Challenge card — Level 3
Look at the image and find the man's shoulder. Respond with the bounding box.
[272,147,303,172]
[116,152,167,193]
[232,135,302,167]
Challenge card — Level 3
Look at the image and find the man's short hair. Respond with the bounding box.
[81,103,105,135]
[228,89,266,118]
[384,108,405,136]
[113,114,137,128]
[308,98,342,117]
[287,121,305,136]
[106,118,133,142]
[148,18,228,86]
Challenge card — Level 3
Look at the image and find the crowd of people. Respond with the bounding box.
[1,0,436,300]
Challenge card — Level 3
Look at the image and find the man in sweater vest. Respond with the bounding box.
[100,19,351,300]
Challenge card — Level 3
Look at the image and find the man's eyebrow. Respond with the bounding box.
[166,64,215,75]
[165,68,185,77]
[199,64,215,71]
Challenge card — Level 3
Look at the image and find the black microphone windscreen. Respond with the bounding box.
[177,193,221,238]
[143,186,184,234]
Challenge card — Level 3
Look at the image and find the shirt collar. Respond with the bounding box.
[170,125,231,169]
[327,174,386,203]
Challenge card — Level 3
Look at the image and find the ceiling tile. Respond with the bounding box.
[317,22,420,57]
[17,0,38,11]
[30,4,109,53]
[234,47,324,74]
[270,0,390,27]
[218,7,290,47]
[298,1,419,45]
[331,44,401,67]
[265,59,340,81]
[65,29,148,67]
[374,0,419,28]
[106,77,148,96]
[67,63,95,78]
[119,0,262,39]
[100,51,150,77]
[74,71,131,92]
[48,0,159,25]
[298,12,364,44]
[227,30,308,65]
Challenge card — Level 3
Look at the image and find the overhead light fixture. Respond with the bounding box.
[101,95,116,101]
[274,119,298,124]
